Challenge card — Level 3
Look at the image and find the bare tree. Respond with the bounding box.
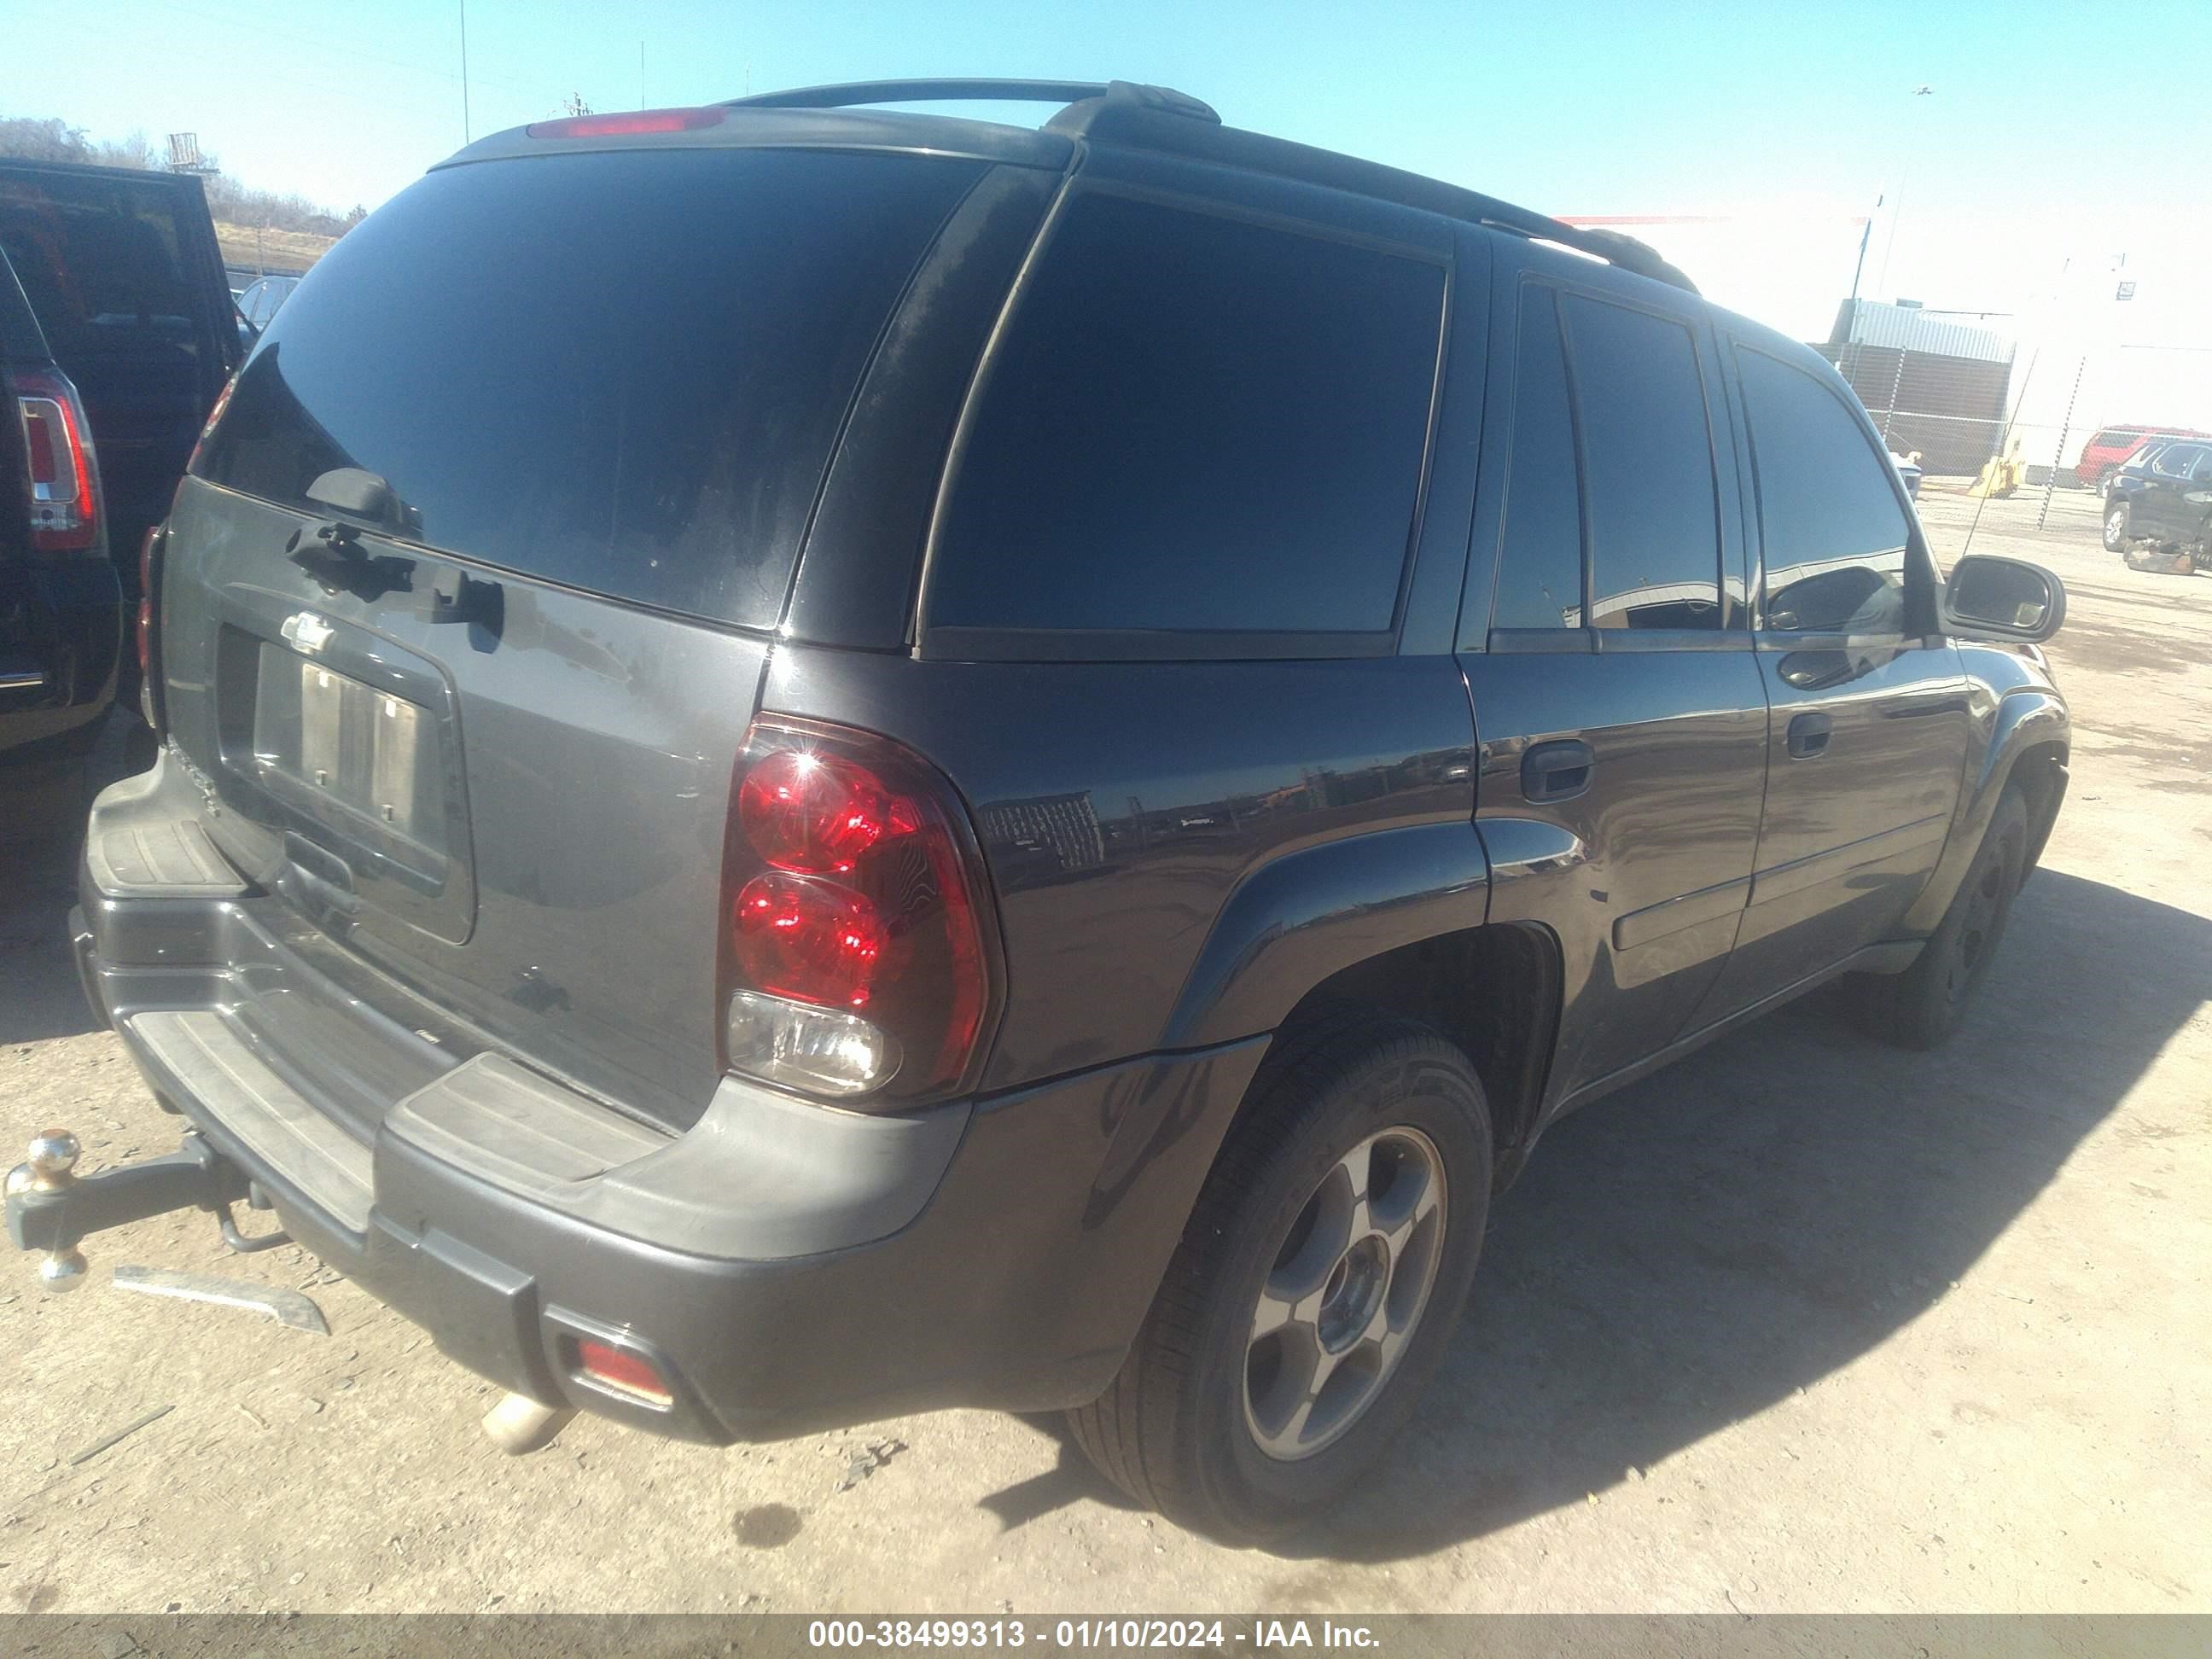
[0,110,354,238]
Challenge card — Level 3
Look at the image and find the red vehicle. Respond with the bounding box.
[2076,424,2208,489]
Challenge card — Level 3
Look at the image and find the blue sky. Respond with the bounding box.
[10,0,2212,317]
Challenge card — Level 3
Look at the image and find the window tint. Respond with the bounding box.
[1738,346,1914,636]
[1560,294,1722,630]
[928,190,1446,638]
[0,172,216,366]
[1492,287,1582,631]
[2153,444,2202,478]
[198,149,981,629]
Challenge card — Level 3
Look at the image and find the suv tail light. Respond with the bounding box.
[719,718,999,1103]
[15,368,102,557]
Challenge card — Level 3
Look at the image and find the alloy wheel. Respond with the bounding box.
[1242,1127,1447,1461]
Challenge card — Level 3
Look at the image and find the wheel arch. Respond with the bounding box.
[1217,922,1563,1191]
[1903,690,2069,933]
[2008,736,2069,878]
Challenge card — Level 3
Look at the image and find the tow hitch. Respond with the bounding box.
[5,1129,272,1289]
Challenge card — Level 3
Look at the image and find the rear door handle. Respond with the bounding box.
[1787,712,1832,759]
[1522,739,1594,802]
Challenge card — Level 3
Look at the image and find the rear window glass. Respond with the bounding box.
[0,170,218,366]
[926,189,1445,641]
[197,149,981,629]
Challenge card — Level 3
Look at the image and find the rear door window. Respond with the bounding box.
[1559,293,1725,630]
[925,189,1447,648]
[196,149,982,630]
[1491,286,1583,631]
[1737,346,1916,637]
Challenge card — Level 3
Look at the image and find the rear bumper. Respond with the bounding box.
[72,760,1268,1441]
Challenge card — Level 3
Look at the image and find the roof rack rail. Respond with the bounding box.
[1555,224,1698,294]
[722,79,1692,293]
[722,79,1220,125]
[1048,101,1702,294]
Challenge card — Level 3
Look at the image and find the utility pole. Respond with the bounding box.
[1842,214,1874,387]
[639,41,646,108]
[459,0,472,143]
[1871,84,1934,303]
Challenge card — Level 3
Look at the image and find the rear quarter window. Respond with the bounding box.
[924,189,1447,650]
[196,148,983,630]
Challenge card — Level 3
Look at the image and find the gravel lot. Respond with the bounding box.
[1,485,2205,1617]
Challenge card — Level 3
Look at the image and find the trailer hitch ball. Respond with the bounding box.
[11,1131,89,1293]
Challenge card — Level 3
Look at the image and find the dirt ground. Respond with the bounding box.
[0,486,2205,1617]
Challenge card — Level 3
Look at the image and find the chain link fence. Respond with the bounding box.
[1819,296,2211,529]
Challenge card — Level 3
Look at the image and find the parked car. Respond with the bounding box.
[0,160,244,626]
[2075,423,2206,489]
[0,243,121,758]
[1889,448,1923,498]
[236,272,300,335]
[2102,437,2212,573]
[9,80,2071,1540]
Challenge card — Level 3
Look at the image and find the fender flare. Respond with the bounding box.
[1901,687,2069,934]
[1160,821,1491,1051]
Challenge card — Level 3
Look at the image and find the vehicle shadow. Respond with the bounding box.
[998,870,2205,1557]
[0,725,136,1045]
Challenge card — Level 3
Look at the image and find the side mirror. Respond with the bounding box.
[1943,554,2065,643]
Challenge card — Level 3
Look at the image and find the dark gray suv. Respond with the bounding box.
[10,80,2072,1539]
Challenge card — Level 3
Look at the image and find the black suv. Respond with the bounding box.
[12,81,2071,1539]
[0,160,244,621]
[2102,438,2212,574]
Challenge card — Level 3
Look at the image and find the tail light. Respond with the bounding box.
[137,523,167,735]
[526,107,725,140]
[15,368,102,557]
[720,718,999,1104]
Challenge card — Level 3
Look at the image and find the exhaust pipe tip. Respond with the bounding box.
[481,1392,575,1455]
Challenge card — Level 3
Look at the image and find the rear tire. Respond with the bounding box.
[1852,786,2029,1050]
[1067,1018,1492,1541]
